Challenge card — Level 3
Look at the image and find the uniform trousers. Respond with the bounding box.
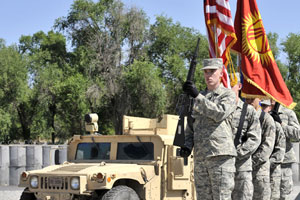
[194,155,235,200]
[280,164,293,200]
[252,171,271,200]
[270,166,281,200]
[232,171,253,200]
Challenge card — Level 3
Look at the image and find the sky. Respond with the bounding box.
[1,0,299,49]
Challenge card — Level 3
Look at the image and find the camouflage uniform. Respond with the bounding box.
[252,110,276,200]
[277,105,300,200]
[230,99,261,200]
[270,121,286,200]
[185,84,237,200]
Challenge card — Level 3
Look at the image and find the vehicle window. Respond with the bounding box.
[75,143,111,160]
[117,142,154,160]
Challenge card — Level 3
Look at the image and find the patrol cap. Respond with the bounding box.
[260,99,271,106]
[202,58,223,70]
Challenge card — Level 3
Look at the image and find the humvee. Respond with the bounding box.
[19,114,196,200]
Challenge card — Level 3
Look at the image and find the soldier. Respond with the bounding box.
[269,100,300,200]
[230,73,261,200]
[261,99,286,200]
[181,58,237,200]
[245,97,276,200]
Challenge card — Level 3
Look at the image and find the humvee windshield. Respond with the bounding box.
[117,142,154,160]
[76,142,111,160]
[75,142,154,161]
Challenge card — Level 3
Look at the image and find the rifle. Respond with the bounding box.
[173,37,200,147]
[273,102,280,113]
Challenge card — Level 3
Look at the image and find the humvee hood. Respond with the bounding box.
[36,163,154,176]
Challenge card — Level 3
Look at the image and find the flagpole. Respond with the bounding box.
[214,24,219,57]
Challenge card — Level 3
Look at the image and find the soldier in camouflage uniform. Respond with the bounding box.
[230,73,261,200]
[181,58,237,200]
[261,100,286,200]
[245,97,276,200]
[269,100,300,200]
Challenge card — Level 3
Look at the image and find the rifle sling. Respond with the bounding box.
[259,111,265,125]
[234,103,248,147]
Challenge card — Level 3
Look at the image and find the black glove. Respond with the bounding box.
[179,147,191,157]
[270,111,282,124]
[183,81,199,98]
[241,135,248,143]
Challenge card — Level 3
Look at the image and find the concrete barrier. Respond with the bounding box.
[0,145,67,186]
[58,145,68,164]
[26,146,43,171]
[42,145,53,168]
[293,143,300,184]
[9,146,26,186]
[0,145,10,186]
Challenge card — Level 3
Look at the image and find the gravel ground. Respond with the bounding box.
[293,182,300,200]
[0,186,25,200]
[0,185,299,200]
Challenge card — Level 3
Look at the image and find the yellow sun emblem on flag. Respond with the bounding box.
[242,11,275,65]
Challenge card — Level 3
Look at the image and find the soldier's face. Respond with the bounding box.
[245,98,261,110]
[261,105,272,113]
[270,99,276,108]
[204,68,223,90]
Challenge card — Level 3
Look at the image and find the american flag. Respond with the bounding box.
[204,0,237,88]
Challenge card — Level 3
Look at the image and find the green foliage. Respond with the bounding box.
[55,73,89,138]
[282,33,300,82]
[0,44,31,141]
[18,30,90,142]
[281,33,300,119]
[267,32,280,59]
[124,60,166,117]
[54,0,152,134]
[0,45,28,105]
[0,108,12,143]
[148,15,208,113]
[266,32,289,78]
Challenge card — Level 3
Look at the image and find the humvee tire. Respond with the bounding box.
[20,188,36,200]
[101,185,139,200]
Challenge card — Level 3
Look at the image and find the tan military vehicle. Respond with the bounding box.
[19,114,195,200]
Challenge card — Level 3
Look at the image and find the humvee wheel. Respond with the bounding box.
[101,185,139,200]
[20,188,36,200]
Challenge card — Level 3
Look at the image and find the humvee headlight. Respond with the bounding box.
[30,176,38,188]
[71,177,80,190]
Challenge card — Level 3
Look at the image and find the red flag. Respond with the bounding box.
[204,0,237,88]
[232,0,296,108]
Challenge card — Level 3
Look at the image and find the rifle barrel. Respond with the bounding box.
[186,37,201,81]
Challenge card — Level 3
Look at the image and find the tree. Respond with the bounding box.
[19,31,89,142]
[124,60,166,118]
[281,33,300,118]
[0,43,30,141]
[55,0,156,134]
[267,32,288,79]
[148,15,209,114]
